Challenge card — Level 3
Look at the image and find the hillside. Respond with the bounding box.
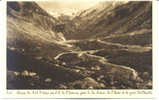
[62,1,152,40]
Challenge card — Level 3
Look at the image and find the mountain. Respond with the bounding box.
[62,1,152,40]
[7,2,58,30]
[7,2,69,41]
[7,2,73,58]
[7,2,80,88]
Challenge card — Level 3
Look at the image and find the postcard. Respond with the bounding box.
[0,0,155,99]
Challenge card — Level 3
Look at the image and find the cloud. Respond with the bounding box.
[36,0,103,16]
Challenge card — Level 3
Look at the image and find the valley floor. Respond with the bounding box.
[7,36,152,89]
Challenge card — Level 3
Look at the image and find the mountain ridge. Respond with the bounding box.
[61,1,152,40]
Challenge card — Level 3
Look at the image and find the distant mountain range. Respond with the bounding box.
[61,1,152,40]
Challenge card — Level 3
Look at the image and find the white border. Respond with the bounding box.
[153,0,159,100]
[0,0,7,99]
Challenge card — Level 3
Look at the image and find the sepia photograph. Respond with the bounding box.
[7,0,152,90]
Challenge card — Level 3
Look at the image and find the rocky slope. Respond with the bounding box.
[7,1,152,89]
[62,1,152,40]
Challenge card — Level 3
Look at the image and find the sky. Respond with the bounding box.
[36,0,105,17]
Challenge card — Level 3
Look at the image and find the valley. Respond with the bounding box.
[7,1,152,89]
